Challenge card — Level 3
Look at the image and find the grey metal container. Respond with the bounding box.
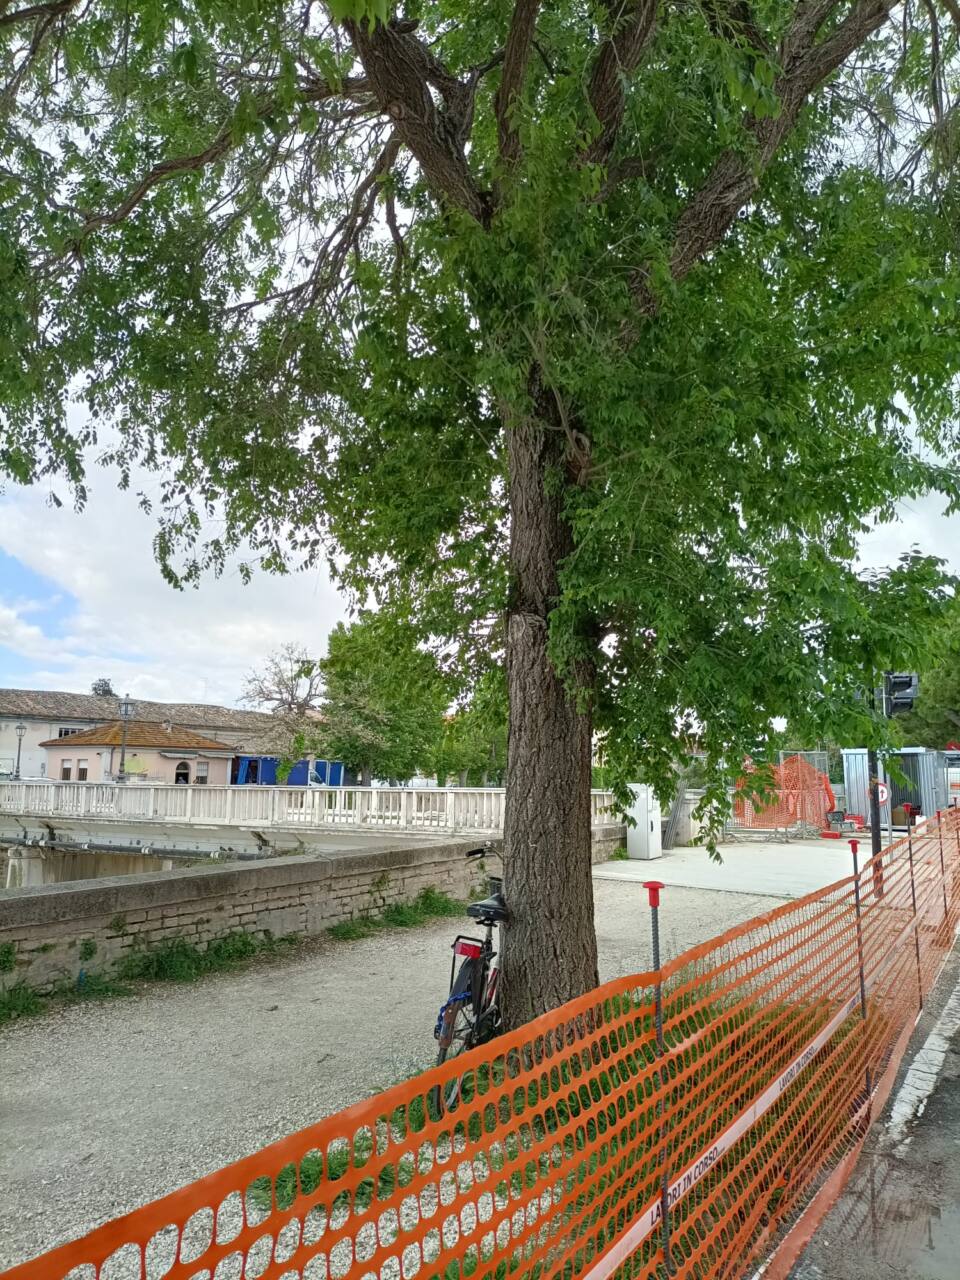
[842,748,948,823]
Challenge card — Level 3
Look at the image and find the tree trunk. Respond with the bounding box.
[499,410,597,1031]
[360,765,372,787]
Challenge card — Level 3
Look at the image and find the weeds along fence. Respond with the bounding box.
[5,810,960,1280]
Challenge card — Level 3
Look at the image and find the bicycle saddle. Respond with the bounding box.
[466,891,508,923]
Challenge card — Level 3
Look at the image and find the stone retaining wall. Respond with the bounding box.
[1,825,624,992]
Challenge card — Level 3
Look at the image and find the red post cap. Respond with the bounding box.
[642,880,665,908]
[848,838,859,856]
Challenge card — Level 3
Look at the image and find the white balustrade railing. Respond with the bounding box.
[0,781,618,835]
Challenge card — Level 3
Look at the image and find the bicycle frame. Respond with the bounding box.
[449,924,498,1008]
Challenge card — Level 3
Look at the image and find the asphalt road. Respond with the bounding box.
[0,877,783,1271]
[790,945,960,1280]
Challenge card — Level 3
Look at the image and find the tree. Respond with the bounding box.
[897,602,960,747]
[242,642,323,717]
[435,669,508,786]
[309,614,448,784]
[3,2,960,1026]
[90,678,116,698]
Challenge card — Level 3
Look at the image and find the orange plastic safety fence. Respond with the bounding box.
[733,754,836,832]
[5,810,960,1280]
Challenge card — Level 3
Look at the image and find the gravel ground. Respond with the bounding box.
[0,878,784,1270]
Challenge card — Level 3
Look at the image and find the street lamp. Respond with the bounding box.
[13,722,26,780]
[117,694,135,783]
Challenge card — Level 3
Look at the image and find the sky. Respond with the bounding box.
[0,462,957,709]
[0,462,348,707]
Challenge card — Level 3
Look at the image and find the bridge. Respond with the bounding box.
[0,779,615,832]
[0,781,621,888]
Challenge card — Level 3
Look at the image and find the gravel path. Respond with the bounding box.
[0,879,783,1270]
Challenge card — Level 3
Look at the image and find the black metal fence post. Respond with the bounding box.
[644,880,672,1276]
[848,839,872,1098]
[905,815,923,1009]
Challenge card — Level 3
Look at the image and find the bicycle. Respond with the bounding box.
[433,847,506,1093]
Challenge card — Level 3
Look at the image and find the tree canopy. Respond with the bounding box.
[897,600,960,747]
[90,677,116,697]
[435,668,508,786]
[3,0,960,1021]
[306,613,449,783]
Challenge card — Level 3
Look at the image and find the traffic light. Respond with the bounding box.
[885,672,919,716]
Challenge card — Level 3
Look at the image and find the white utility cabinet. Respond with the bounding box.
[626,784,663,859]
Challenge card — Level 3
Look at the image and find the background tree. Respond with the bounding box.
[308,614,448,784]
[3,2,960,1025]
[898,601,960,747]
[242,642,323,717]
[90,678,117,698]
[435,669,508,786]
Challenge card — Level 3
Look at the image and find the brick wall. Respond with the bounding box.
[1,822,624,993]
[0,839,505,993]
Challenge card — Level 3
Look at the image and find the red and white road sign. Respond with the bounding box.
[877,782,889,804]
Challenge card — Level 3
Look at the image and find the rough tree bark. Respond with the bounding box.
[499,396,598,1030]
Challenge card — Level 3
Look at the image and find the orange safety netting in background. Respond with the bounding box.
[733,753,836,832]
[4,811,960,1280]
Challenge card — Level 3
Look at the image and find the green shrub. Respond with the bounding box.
[78,938,97,962]
[0,942,15,973]
[327,918,379,942]
[117,931,264,983]
[327,888,465,942]
[67,972,132,1002]
[0,981,43,1024]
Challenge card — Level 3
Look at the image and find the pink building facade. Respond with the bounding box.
[39,721,234,785]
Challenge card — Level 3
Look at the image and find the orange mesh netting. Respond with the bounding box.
[4,811,959,1280]
[733,754,836,832]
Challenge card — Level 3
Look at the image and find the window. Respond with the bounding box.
[60,761,72,781]
[58,727,81,738]
[77,759,89,782]
[195,761,209,785]
[174,761,190,784]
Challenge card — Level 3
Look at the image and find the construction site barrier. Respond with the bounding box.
[5,809,960,1280]
[733,753,836,835]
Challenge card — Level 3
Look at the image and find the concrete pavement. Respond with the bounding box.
[595,837,861,898]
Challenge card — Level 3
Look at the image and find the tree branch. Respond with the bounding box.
[634,0,896,312]
[699,0,771,54]
[583,0,659,165]
[0,0,76,27]
[591,149,661,201]
[495,0,542,166]
[53,77,371,261]
[344,18,489,224]
[1,6,57,108]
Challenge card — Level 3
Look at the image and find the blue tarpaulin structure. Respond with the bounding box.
[232,756,346,786]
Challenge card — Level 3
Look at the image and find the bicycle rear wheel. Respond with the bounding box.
[433,956,485,1111]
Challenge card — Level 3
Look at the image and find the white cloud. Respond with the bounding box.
[0,465,349,705]
[857,491,960,576]
[0,600,61,662]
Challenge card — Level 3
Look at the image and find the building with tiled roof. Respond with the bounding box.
[38,720,235,786]
[0,687,277,780]
[38,721,234,751]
